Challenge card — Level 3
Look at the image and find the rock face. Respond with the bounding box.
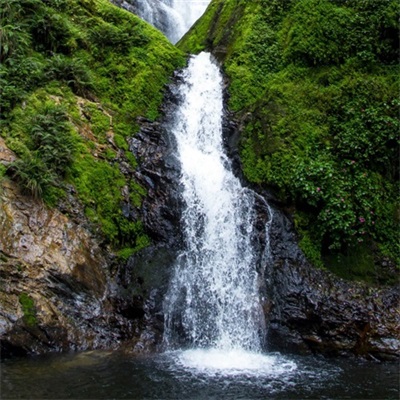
[0,177,137,357]
[110,77,186,353]
[263,210,400,360]
[0,134,155,357]
[129,117,183,249]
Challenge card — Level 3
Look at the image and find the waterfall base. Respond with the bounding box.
[169,348,297,377]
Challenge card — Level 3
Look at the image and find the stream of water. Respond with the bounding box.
[160,51,287,378]
[163,52,267,353]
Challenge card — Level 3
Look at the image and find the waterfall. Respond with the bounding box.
[120,0,211,44]
[163,52,272,355]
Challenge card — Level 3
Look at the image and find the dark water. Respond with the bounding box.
[1,349,398,399]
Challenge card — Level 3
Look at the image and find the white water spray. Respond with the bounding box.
[163,53,272,357]
[129,0,211,43]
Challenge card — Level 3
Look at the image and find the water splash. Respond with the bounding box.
[172,349,297,377]
[163,52,272,356]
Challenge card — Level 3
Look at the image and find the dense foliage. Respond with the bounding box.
[180,0,399,282]
[0,0,185,251]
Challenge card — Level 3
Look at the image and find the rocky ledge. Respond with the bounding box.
[264,210,399,361]
[0,178,123,357]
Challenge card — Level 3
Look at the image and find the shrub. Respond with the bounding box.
[30,103,76,176]
[5,100,76,200]
[0,22,31,63]
[280,0,354,66]
[89,23,132,54]
[31,9,74,54]
[45,54,93,96]
[280,0,399,67]
[9,156,56,199]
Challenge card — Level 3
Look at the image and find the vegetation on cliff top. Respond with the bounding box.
[0,0,185,251]
[180,0,399,283]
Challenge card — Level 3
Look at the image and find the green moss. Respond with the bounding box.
[116,241,151,261]
[178,0,248,58]
[129,180,147,208]
[19,293,37,327]
[82,104,110,144]
[294,211,324,269]
[114,133,129,150]
[69,152,125,243]
[4,138,31,159]
[104,148,116,160]
[0,164,6,181]
[42,185,66,207]
[125,152,137,168]
[117,247,136,261]
[1,0,186,251]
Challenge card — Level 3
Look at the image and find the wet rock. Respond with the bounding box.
[108,77,187,353]
[129,123,183,247]
[263,209,400,360]
[129,78,186,251]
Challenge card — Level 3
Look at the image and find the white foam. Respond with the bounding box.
[170,348,297,377]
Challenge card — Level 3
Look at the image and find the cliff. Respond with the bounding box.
[0,0,184,356]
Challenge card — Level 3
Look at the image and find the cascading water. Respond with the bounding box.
[127,0,296,376]
[161,53,292,375]
[121,0,211,43]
